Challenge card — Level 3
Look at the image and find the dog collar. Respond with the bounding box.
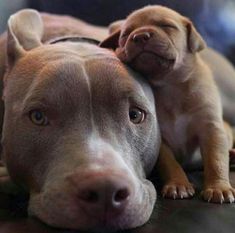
[48,36,100,45]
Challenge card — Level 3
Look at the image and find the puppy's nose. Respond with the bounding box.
[132,32,151,44]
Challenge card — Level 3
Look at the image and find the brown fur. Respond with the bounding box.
[100,5,235,203]
[0,12,108,132]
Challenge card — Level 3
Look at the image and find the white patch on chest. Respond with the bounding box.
[161,114,192,154]
[174,114,191,146]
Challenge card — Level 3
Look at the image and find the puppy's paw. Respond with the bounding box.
[201,184,235,203]
[162,182,195,199]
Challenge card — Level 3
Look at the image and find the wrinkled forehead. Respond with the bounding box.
[126,6,183,27]
[35,54,144,96]
[7,42,152,108]
[9,42,125,81]
[33,42,145,92]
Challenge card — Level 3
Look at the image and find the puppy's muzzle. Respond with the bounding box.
[125,27,177,64]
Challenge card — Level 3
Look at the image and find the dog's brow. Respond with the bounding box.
[120,87,149,108]
[151,18,179,28]
[123,26,135,35]
[22,97,52,114]
[21,77,84,114]
[129,95,149,109]
[21,89,55,114]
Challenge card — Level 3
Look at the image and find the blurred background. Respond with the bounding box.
[1,0,235,63]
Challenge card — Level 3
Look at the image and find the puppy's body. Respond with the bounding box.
[101,5,235,203]
[154,57,220,161]
[201,48,235,126]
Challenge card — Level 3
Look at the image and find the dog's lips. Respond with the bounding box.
[132,50,175,64]
[128,50,176,73]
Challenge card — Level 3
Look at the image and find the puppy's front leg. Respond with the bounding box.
[200,122,235,203]
[157,143,195,199]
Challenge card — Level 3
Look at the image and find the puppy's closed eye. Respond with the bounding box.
[158,24,177,30]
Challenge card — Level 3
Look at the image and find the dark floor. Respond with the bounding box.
[0,168,235,233]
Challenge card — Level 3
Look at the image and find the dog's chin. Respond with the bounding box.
[128,51,175,75]
[28,179,156,232]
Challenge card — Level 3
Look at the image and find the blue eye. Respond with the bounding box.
[29,110,49,126]
[129,107,145,124]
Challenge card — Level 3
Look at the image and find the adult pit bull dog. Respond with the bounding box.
[100,5,235,203]
[0,9,161,231]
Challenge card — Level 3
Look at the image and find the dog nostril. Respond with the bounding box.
[114,188,130,203]
[132,32,151,43]
[79,190,99,203]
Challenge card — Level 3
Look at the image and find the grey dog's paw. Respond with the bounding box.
[201,184,235,204]
[162,182,195,199]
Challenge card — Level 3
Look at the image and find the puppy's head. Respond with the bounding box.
[101,5,206,75]
[2,9,160,231]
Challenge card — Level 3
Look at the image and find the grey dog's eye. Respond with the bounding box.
[129,107,145,124]
[29,110,49,126]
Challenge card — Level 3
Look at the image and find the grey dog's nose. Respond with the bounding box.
[132,32,151,44]
[78,178,130,207]
[74,173,132,218]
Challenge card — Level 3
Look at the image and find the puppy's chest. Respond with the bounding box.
[159,113,192,148]
[156,101,198,156]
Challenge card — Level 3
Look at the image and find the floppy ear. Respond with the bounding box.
[7,9,43,67]
[184,18,206,53]
[109,20,125,34]
[99,29,121,50]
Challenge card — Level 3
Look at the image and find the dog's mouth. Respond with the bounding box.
[136,50,175,63]
[28,178,157,232]
[128,50,176,73]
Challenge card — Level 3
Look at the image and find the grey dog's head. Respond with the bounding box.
[1,9,160,231]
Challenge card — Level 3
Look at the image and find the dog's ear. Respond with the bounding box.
[184,18,206,53]
[99,29,121,50]
[109,20,125,34]
[7,9,43,67]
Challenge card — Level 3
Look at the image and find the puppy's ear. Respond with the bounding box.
[184,18,206,53]
[7,9,43,67]
[99,29,121,50]
[109,20,125,34]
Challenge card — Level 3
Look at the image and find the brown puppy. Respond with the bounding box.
[100,5,235,203]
